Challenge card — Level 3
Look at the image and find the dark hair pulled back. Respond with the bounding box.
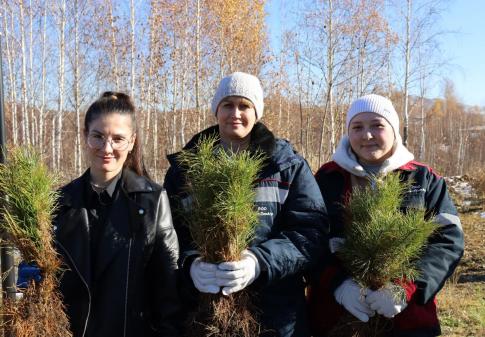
[84,91,148,177]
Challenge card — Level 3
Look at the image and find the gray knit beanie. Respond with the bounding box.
[346,94,401,141]
[211,72,264,120]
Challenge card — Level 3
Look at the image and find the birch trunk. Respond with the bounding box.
[29,0,36,146]
[39,5,47,151]
[109,0,119,89]
[74,0,82,175]
[327,0,335,155]
[318,0,334,167]
[55,0,66,170]
[20,0,30,144]
[130,0,135,98]
[171,36,178,153]
[3,6,18,145]
[418,73,426,160]
[402,0,411,146]
[195,0,201,130]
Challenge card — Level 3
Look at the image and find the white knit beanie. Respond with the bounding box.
[211,72,264,120]
[346,94,400,140]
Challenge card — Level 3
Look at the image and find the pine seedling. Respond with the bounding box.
[177,135,265,337]
[0,147,72,337]
[338,172,437,291]
[178,135,264,262]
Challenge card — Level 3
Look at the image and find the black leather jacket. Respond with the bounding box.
[54,168,182,337]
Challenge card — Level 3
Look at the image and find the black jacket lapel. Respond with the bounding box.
[93,168,150,281]
[55,172,92,286]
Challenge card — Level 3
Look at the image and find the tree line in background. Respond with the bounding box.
[1,0,484,183]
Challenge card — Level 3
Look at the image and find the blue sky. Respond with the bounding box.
[265,0,485,107]
[439,1,485,106]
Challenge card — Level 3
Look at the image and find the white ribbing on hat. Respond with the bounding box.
[211,72,264,120]
[346,94,400,138]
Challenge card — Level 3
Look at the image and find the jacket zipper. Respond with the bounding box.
[56,241,91,337]
[123,238,133,337]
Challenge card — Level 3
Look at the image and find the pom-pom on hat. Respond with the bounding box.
[211,72,264,120]
[346,94,400,140]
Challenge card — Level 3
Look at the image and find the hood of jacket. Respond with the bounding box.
[332,135,414,177]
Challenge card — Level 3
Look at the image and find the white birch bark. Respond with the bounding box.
[39,5,47,150]
[55,0,66,169]
[109,0,119,89]
[29,0,37,146]
[130,0,135,97]
[74,0,82,175]
[20,0,30,144]
[171,34,178,152]
[402,0,412,146]
[3,5,18,145]
[195,0,201,130]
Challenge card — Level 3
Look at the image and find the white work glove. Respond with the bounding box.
[190,257,219,294]
[215,249,260,296]
[365,285,408,318]
[334,278,375,322]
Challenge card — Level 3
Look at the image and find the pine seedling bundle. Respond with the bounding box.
[330,173,437,337]
[177,136,264,337]
[0,147,71,337]
[338,173,437,291]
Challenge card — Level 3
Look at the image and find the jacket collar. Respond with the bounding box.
[332,135,414,177]
[167,122,277,166]
[55,167,152,288]
[121,167,154,194]
[61,168,153,208]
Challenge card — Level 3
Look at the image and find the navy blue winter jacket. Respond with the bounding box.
[308,160,464,337]
[164,122,329,337]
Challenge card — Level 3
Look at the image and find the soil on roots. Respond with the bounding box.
[327,313,394,337]
[186,291,263,337]
[2,276,72,337]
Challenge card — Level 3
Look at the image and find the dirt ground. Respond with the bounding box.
[438,211,485,337]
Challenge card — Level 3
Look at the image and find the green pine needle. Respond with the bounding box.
[177,135,265,262]
[0,147,59,263]
[338,172,437,290]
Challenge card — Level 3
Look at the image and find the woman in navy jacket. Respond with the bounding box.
[164,72,329,337]
[307,94,464,337]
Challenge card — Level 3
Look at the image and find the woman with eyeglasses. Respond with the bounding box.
[19,92,182,337]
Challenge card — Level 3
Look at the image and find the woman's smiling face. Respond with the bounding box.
[348,112,395,165]
[84,113,135,181]
[216,96,257,143]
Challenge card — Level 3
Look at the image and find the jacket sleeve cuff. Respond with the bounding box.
[395,278,418,302]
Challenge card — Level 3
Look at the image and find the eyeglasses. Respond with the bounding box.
[87,133,133,151]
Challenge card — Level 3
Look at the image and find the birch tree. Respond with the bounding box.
[20,0,30,144]
[54,0,66,169]
[130,0,135,97]
[2,4,18,145]
[402,0,411,146]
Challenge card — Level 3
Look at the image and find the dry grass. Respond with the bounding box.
[470,168,485,199]
[438,283,485,337]
[0,147,71,337]
[438,212,485,336]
